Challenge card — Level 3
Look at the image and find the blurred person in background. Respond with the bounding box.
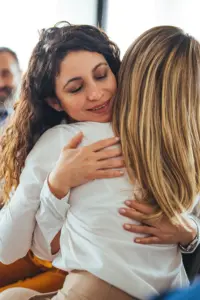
[0,47,21,128]
[0,49,21,204]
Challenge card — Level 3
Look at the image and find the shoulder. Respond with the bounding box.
[70,122,113,141]
[26,124,79,164]
[27,122,113,162]
[36,124,80,145]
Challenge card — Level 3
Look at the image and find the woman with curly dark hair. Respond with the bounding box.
[0,23,122,293]
[0,23,121,203]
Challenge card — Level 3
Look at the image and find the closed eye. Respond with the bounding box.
[96,74,107,80]
[69,86,83,94]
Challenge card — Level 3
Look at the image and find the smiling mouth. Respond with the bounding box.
[88,100,110,111]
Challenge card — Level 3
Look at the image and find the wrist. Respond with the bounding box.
[179,219,198,246]
[48,173,70,200]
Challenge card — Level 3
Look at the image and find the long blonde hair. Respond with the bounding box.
[113,26,200,224]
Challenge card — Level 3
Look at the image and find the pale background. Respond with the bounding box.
[1,0,199,70]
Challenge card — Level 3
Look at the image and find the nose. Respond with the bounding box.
[87,83,103,101]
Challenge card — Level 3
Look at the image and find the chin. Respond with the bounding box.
[96,115,112,123]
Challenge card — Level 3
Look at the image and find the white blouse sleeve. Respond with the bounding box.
[0,125,74,264]
[32,179,70,261]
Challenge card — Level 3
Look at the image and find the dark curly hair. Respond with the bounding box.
[0,22,121,202]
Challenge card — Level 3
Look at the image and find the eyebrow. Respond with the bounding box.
[63,62,108,90]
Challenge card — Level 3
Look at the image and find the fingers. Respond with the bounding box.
[89,137,120,152]
[119,208,145,222]
[97,157,124,169]
[133,236,161,244]
[95,169,124,179]
[123,224,158,236]
[96,147,122,160]
[125,200,155,215]
[119,207,155,226]
[64,132,84,149]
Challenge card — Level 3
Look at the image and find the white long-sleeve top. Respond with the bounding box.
[0,122,199,299]
[33,122,197,300]
[0,125,74,264]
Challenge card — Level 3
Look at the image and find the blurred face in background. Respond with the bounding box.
[0,52,21,112]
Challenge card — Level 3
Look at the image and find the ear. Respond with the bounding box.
[46,97,63,112]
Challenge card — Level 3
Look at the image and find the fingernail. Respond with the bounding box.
[115,137,120,141]
[125,200,132,206]
[135,238,141,243]
[124,224,131,229]
[119,208,126,214]
[119,171,124,175]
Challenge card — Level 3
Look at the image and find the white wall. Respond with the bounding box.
[0,0,97,71]
[106,0,200,56]
[56,0,97,25]
[2,0,199,69]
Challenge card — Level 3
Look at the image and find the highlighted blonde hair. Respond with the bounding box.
[113,26,200,224]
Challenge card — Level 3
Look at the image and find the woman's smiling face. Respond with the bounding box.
[50,50,117,123]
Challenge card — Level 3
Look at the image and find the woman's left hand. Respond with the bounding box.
[119,200,197,246]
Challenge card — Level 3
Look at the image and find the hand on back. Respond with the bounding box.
[48,132,124,199]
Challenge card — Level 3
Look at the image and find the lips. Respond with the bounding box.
[88,100,110,111]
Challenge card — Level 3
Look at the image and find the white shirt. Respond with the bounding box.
[0,122,198,299]
[0,124,73,263]
[33,122,191,300]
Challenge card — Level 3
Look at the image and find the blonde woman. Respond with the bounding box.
[1,25,200,300]
[34,25,200,299]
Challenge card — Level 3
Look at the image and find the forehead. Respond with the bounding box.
[0,52,17,71]
[59,51,107,76]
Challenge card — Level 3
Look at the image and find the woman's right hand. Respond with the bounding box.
[48,132,124,199]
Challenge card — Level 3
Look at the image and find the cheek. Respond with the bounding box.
[110,76,117,95]
[63,98,85,119]
[7,74,15,86]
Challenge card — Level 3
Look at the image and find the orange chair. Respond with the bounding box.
[0,251,66,293]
